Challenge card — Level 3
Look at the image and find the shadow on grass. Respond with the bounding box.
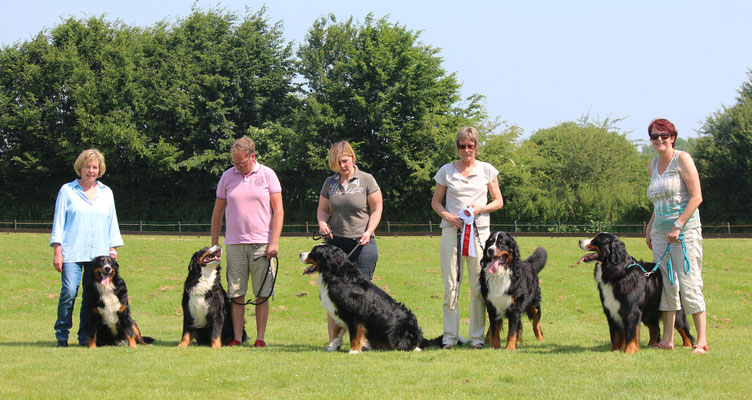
[0,340,616,354]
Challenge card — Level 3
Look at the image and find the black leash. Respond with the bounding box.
[230,255,278,306]
[313,225,362,259]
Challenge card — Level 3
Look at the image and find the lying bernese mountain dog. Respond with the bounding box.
[578,232,695,353]
[300,244,438,353]
[83,255,154,348]
[479,231,547,350]
[178,245,246,348]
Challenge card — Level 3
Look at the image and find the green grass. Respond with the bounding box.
[1,233,750,399]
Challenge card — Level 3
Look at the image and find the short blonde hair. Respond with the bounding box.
[73,149,106,178]
[328,141,357,172]
[456,126,480,151]
[231,136,256,158]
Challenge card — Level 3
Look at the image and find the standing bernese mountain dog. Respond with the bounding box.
[83,255,154,348]
[578,232,694,353]
[300,244,439,353]
[479,231,547,350]
[178,245,246,348]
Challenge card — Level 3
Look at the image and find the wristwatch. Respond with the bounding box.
[673,221,683,229]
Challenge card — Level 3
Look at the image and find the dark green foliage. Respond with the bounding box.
[0,7,296,221]
[694,70,752,223]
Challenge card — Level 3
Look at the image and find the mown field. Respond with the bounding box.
[1,233,750,399]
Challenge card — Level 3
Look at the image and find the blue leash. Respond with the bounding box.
[628,233,689,285]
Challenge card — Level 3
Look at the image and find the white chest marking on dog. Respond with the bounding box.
[96,283,121,335]
[188,266,218,328]
[486,268,513,317]
[595,264,623,326]
[318,276,346,344]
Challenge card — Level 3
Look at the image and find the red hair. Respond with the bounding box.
[648,118,678,148]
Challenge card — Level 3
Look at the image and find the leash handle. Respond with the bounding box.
[231,256,278,306]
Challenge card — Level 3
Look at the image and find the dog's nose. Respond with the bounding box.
[103,265,112,274]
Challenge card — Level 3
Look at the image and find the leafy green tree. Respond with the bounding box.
[500,118,650,223]
[0,7,297,221]
[293,14,491,221]
[694,70,752,223]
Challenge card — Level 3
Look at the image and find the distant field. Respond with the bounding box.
[1,233,750,399]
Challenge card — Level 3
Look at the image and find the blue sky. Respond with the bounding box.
[2,1,751,144]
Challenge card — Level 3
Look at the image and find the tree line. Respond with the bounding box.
[1,7,750,224]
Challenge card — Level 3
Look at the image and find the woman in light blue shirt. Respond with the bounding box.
[50,149,123,347]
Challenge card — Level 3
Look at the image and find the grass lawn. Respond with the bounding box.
[1,232,750,399]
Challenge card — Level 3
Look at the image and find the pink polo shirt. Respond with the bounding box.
[216,162,282,245]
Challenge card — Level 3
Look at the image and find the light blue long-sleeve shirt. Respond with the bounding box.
[49,180,124,262]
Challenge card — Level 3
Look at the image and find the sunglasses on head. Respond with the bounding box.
[457,143,475,150]
[649,133,671,141]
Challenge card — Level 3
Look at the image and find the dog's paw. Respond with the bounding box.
[348,349,362,354]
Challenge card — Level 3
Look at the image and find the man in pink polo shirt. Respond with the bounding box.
[211,136,284,348]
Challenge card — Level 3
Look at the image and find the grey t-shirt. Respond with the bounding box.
[320,167,380,239]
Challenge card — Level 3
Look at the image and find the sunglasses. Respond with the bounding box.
[649,133,671,141]
[457,144,475,150]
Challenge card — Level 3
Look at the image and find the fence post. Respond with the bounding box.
[557,221,561,233]
[643,221,646,233]
[514,220,518,233]
[14,219,17,230]
[429,220,432,233]
[728,222,731,234]
[178,221,182,237]
[305,221,309,234]
[139,220,143,232]
[387,221,391,233]
[599,222,602,232]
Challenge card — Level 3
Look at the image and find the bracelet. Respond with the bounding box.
[109,249,117,255]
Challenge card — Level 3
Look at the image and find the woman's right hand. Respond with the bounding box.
[53,245,63,272]
[318,221,334,239]
[645,234,653,250]
[446,214,463,230]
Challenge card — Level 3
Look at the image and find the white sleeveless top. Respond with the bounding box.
[646,150,701,232]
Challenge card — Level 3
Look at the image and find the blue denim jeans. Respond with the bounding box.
[326,236,378,281]
[54,261,92,345]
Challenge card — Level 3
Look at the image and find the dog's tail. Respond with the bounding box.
[419,335,469,349]
[141,336,155,345]
[526,247,547,274]
[419,334,444,348]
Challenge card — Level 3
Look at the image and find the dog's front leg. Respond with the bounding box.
[348,324,367,354]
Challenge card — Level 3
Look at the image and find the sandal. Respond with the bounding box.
[441,343,453,350]
[692,345,709,354]
[473,343,484,349]
[652,342,674,350]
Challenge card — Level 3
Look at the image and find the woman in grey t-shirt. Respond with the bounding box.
[316,141,383,350]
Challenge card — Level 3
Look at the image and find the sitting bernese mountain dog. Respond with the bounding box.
[83,255,154,348]
[578,232,695,353]
[480,231,547,350]
[300,244,438,353]
[178,245,246,348]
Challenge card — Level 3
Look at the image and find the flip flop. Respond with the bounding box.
[692,345,709,354]
[652,342,674,350]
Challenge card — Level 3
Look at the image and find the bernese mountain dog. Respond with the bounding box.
[480,231,547,350]
[83,255,154,348]
[178,245,246,348]
[300,244,438,353]
[578,232,695,353]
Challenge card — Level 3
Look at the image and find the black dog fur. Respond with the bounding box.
[578,232,695,353]
[479,231,547,350]
[178,245,246,348]
[84,256,154,348]
[301,244,438,352]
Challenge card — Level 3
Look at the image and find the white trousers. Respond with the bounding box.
[650,226,705,314]
[440,226,489,346]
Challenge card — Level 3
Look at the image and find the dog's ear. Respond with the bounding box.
[505,234,520,262]
[607,238,627,265]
